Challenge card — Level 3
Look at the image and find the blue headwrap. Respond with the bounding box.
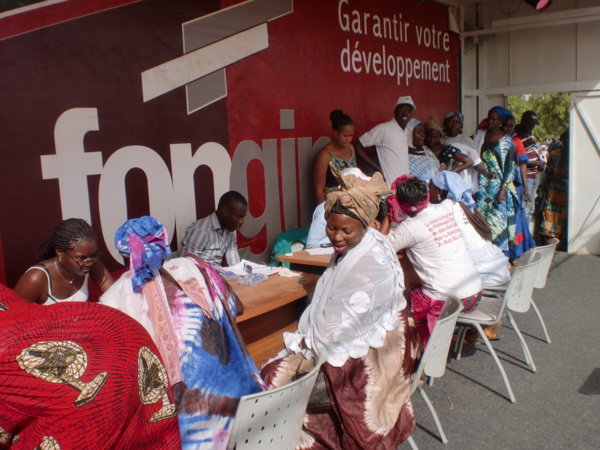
[114,216,171,293]
[431,171,476,211]
[490,106,508,121]
[489,106,514,122]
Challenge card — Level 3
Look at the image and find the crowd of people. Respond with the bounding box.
[0,95,570,449]
[312,98,569,253]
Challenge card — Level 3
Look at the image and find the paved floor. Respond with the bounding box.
[401,252,600,450]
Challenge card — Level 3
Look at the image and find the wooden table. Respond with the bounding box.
[278,250,421,288]
[277,250,330,273]
[232,272,319,368]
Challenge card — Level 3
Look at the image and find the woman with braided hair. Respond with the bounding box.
[14,218,114,304]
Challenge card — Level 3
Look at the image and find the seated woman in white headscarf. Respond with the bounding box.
[261,167,420,450]
[100,216,263,449]
[429,171,510,288]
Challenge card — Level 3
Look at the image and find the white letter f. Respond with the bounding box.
[41,108,103,223]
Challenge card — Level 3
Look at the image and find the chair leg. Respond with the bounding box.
[453,326,463,355]
[474,322,517,403]
[531,299,552,343]
[405,434,419,450]
[505,312,537,373]
[455,327,468,360]
[418,386,448,444]
[453,329,459,355]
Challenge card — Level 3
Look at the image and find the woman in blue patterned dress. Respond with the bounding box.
[476,107,532,259]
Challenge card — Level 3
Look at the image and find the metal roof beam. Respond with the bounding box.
[462,6,600,38]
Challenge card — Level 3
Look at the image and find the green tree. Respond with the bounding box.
[508,92,570,141]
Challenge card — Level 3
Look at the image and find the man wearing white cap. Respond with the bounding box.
[355,95,415,187]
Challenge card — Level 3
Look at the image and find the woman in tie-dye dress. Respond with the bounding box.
[100,216,263,449]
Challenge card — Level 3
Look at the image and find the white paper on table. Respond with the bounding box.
[223,259,282,276]
[305,247,334,255]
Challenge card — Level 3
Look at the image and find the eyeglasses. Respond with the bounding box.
[65,251,101,265]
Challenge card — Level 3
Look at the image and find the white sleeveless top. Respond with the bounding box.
[27,265,89,305]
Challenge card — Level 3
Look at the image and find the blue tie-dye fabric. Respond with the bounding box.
[163,257,263,449]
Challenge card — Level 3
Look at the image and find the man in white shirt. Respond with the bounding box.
[354,95,416,186]
[179,191,247,268]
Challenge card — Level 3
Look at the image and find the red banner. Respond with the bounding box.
[0,0,459,286]
[0,0,141,41]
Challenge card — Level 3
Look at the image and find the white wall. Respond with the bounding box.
[458,0,600,254]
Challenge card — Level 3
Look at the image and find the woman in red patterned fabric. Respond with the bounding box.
[0,284,181,449]
[540,130,570,248]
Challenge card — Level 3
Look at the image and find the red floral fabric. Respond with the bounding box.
[0,284,181,449]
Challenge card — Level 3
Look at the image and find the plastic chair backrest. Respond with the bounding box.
[515,249,535,266]
[505,253,543,314]
[411,296,462,392]
[530,238,559,289]
[226,353,324,450]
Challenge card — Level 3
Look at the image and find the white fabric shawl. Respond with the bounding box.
[285,228,406,367]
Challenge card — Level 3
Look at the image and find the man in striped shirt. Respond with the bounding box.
[179,191,247,268]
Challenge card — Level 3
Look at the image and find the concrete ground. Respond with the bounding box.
[400,252,600,450]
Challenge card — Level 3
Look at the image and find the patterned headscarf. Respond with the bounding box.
[444,111,464,128]
[392,174,430,215]
[387,176,409,223]
[431,171,476,211]
[424,116,443,133]
[115,216,171,293]
[325,164,393,227]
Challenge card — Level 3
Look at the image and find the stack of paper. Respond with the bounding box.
[222,260,281,277]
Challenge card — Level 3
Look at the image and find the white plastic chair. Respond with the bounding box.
[226,353,324,450]
[484,238,558,344]
[407,296,462,448]
[528,238,559,343]
[454,290,514,402]
[499,253,544,373]
[455,254,543,402]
